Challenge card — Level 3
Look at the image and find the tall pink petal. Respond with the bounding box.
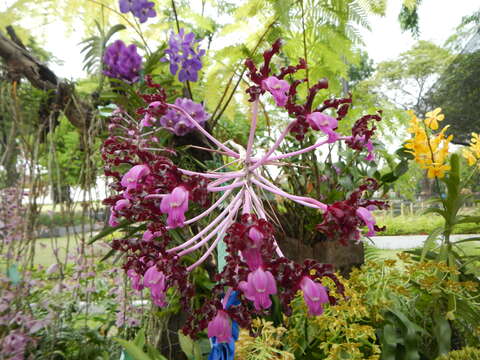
[300,276,329,316]
[261,76,290,107]
[207,310,232,343]
[160,186,189,228]
[241,227,264,270]
[356,206,376,236]
[114,198,131,212]
[120,165,151,190]
[239,268,277,310]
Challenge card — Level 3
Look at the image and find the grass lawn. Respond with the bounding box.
[375,213,480,236]
[34,233,107,267]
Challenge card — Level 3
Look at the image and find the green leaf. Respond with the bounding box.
[395,145,415,160]
[422,207,446,218]
[393,160,409,177]
[115,339,152,360]
[454,215,480,225]
[7,264,21,285]
[134,328,146,349]
[421,227,443,261]
[381,172,398,183]
[88,219,133,244]
[433,312,451,356]
[177,331,203,360]
[453,237,480,244]
[104,24,126,45]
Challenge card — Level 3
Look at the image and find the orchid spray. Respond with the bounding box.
[102,38,386,353]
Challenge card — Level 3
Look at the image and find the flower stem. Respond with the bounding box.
[245,99,259,163]
[249,122,295,171]
[186,195,243,271]
[167,190,243,252]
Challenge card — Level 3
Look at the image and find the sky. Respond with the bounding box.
[360,0,479,65]
[4,1,479,79]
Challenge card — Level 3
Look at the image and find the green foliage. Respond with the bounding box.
[398,0,422,37]
[436,347,480,360]
[80,21,126,75]
[426,48,480,143]
[39,115,101,189]
[35,326,119,360]
[237,255,480,359]
[115,329,168,360]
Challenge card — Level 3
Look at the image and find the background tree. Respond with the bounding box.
[371,40,452,115]
[425,29,480,144]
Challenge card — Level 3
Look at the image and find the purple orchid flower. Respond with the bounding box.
[132,0,156,23]
[103,40,142,83]
[162,28,205,83]
[160,98,209,136]
[119,0,135,13]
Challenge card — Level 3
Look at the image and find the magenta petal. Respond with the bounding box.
[143,265,165,288]
[109,211,119,227]
[307,112,338,131]
[120,165,151,190]
[114,198,131,212]
[240,268,277,310]
[356,207,376,236]
[160,186,189,228]
[142,230,154,241]
[207,310,232,343]
[300,277,329,316]
[248,227,264,243]
[261,76,290,107]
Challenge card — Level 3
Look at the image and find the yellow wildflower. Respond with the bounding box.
[425,107,445,130]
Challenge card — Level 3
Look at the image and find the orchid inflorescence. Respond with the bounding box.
[103,38,386,344]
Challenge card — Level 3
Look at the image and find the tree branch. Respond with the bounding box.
[0,28,92,133]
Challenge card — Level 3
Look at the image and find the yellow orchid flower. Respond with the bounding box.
[462,132,480,166]
[425,108,445,130]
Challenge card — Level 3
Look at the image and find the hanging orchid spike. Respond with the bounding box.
[102,39,387,354]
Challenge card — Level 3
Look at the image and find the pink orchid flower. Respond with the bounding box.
[356,206,376,236]
[160,186,189,228]
[299,276,329,316]
[306,112,339,143]
[114,198,131,212]
[140,113,155,127]
[239,267,277,310]
[109,211,119,227]
[261,76,290,107]
[241,227,264,270]
[120,164,151,191]
[207,310,232,343]
[143,265,167,306]
[127,269,144,291]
